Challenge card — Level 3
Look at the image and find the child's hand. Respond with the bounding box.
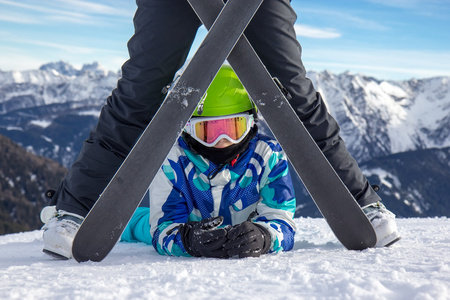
[178,216,229,258]
[224,221,270,258]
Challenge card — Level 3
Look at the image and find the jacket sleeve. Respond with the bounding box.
[253,142,297,253]
[149,157,192,257]
[121,207,152,244]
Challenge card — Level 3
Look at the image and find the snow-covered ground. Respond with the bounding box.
[1,218,448,300]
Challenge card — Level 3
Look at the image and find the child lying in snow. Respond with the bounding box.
[120,66,296,258]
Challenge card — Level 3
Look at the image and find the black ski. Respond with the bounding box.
[188,0,377,250]
[72,0,264,262]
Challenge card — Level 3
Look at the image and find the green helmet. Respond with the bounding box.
[193,65,255,117]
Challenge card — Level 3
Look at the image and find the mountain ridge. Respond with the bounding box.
[2,61,449,166]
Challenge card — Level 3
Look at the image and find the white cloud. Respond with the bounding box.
[0,0,93,24]
[0,49,45,71]
[0,0,133,25]
[362,0,450,17]
[293,5,390,31]
[0,37,127,72]
[294,25,341,39]
[302,47,450,80]
[0,0,72,15]
[55,0,133,17]
[364,0,414,7]
[12,38,122,55]
[363,0,435,9]
[0,13,39,24]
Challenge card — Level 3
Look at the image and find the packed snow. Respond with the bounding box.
[1,218,449,299]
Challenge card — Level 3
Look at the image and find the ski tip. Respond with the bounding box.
[73,251,106,263]
[339,229,377,251]
[72,236,109,263]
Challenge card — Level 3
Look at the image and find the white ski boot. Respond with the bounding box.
[362,202,401,247]
[41,206,84,260]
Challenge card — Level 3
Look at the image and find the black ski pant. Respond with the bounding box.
[54,0,380,217]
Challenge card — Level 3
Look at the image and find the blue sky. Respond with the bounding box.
[0,0,449,80]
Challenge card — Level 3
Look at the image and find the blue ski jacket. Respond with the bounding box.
[122,133,296,256]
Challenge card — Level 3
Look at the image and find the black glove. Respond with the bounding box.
[178,216,229,258]
[224,221,271,258]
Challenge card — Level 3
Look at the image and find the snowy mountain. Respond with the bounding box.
[0,61,449,219]
[1,218,449,299]
[308,71,450,162]
[2,62,449,166]
[0,61,118,166]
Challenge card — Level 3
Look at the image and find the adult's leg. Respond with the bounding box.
[245,0,379,206]
[54,0,201,216]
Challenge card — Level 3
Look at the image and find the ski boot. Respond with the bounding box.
[41,206,84,260]
[363,201,401,247]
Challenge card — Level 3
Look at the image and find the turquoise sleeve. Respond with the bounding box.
[120,207,152,245]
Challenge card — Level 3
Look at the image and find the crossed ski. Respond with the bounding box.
[72,0,376,263]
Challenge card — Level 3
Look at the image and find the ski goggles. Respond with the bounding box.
[184,113,254,147]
